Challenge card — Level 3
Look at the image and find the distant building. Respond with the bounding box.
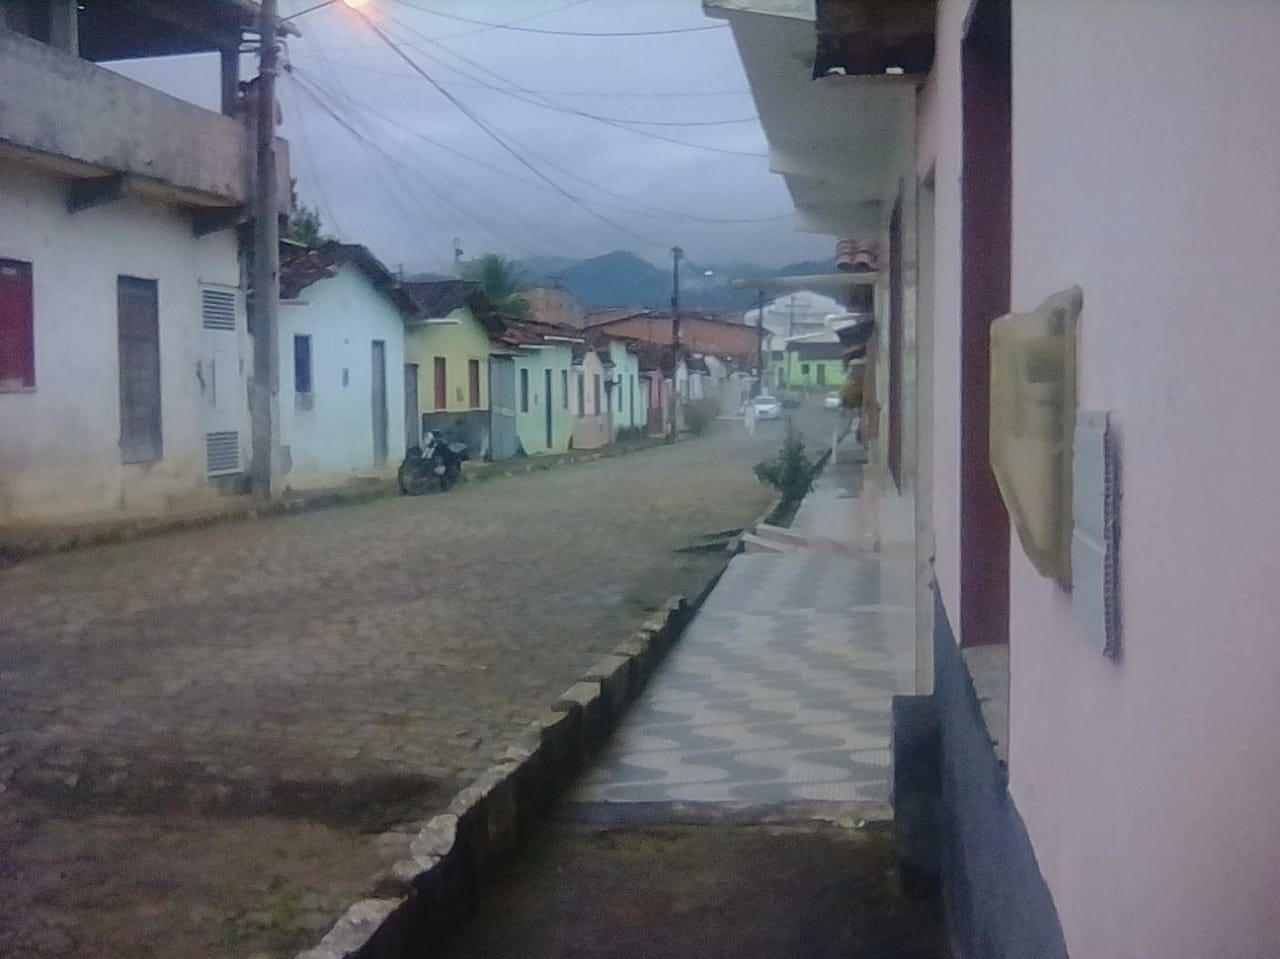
[524,287,586,330]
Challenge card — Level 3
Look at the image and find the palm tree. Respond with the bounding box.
[463,254,529,317]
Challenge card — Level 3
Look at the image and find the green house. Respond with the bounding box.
[512,320,581,456]
[783,335,849,391]
[401,281,498,454]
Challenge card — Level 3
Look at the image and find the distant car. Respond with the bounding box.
[823,390,842,411]
[752,395,782,420]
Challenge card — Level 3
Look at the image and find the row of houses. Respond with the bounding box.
[0,2,755,524]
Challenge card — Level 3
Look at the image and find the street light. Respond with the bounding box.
[285,0,367,25]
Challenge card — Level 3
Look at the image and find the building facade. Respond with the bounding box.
[709,1,1280,957]
[0,2,286,521]
[401,281,496,457]
[277,243,410,489]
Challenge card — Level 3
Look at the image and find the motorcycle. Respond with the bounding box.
[398,430,470,495]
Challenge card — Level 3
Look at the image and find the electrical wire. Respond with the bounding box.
[350,9,671,250]
[287,62,790,226]
[378,9,768,156]
[386,0,727,37]
[288,68,587,257]
[288,63,504,267]
[283,77,348,238]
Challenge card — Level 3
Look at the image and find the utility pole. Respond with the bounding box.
[668,245,683,440]
[250,0,280,500]
[756,288,766,398]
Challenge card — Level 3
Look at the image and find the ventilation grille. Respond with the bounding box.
[206,431,241,476]
[201,289,237,331]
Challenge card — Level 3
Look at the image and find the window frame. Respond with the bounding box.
[0,258,35,391]
[468,357,482,409]
[293,334,313,395]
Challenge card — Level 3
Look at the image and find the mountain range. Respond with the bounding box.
[518,250,836,313]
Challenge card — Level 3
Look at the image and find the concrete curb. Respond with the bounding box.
[0,435,693,569]
[294,585,716,959]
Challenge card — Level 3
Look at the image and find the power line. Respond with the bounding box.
[303,48,758,124]
[320,26,776,222]
[378,10,768,156]
[283,78,347,237]
[288,60,522,265]
[349,10,670,250]
[291,57,566,258]
[290,67,592,255]
[287,62,790,226]
[301,53,753,97]
[387,0,727,37]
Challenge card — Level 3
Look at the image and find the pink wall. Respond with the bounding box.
[1007,3,1280,956]
[917,0,971,627]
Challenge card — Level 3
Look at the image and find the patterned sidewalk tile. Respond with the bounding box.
[572,552,915,806]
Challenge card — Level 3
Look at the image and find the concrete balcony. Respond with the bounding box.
[0,27,251,210]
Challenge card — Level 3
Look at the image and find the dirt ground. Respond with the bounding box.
[434,822,946,959]
[0,410,833,959]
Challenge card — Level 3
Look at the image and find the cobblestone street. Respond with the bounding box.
[0,411,830,959]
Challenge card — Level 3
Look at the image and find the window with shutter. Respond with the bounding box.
[0,259,35,390]
[117,276,162,465]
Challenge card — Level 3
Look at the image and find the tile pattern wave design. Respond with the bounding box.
[574,552,914,804]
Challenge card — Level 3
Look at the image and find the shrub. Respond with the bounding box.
[683,398,718,436]
[753,422,814,501]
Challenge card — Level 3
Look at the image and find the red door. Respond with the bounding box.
[468,358,481,408]
[433,356,447,410]
[0,259,35,390]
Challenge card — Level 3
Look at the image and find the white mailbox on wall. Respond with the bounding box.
[989,286,1082,586]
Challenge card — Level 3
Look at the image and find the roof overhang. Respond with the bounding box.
[705,0,922,239]
[78,0,298,61]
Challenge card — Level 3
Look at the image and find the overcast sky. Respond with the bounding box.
[114,0,834,274]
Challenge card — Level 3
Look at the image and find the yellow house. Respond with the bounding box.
[401,281,497,455]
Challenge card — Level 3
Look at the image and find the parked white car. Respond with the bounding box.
[823,390,842,411]
[752,395,782,420]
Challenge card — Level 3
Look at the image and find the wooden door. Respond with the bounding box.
[371,340,388,465]
[433,356,447,410]
[468,358,481,408]
[404,363,420,451]
[117,276,162,465]
[488,357,518,460]
[544,368,554,449]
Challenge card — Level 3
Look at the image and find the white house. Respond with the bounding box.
[277,242,411,489]
[570,343,611,450]
[0,1,287,522]
[745,289,847,342]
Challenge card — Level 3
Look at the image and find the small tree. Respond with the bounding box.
[462,254,529,317]
[753,421,813,501]
[286,202,324,247]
